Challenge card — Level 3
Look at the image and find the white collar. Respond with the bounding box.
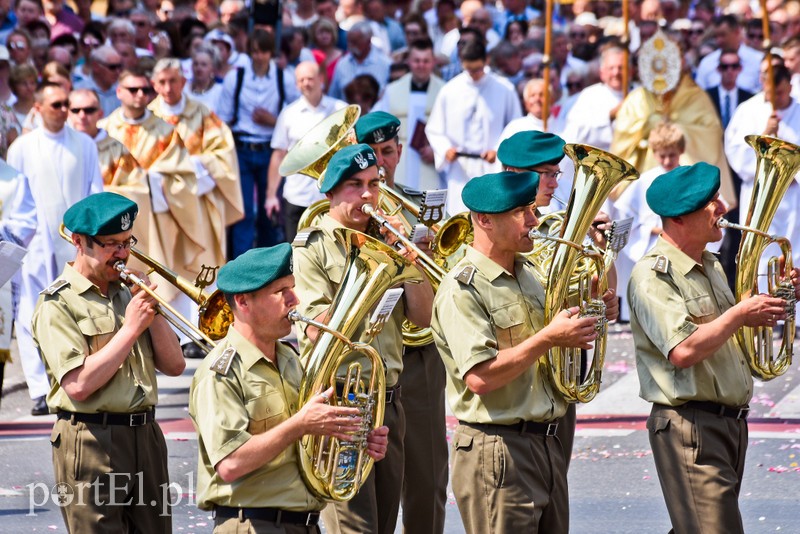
[159,95,186,116]
[120,109,151,125]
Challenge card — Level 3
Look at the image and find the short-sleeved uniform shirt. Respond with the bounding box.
[627,236,753,407]
[431,246,567,424]
[190,327,326,512]
[292,214,406,386]
[32,263,158,413]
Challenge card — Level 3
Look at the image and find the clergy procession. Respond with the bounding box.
[4,0,800,533]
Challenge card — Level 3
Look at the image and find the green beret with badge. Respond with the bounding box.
[319,143,377,193]
[355,111,401,144]
[218,243,294,294]
[64,192,138,236]
[498,131,566,169]
[462,171,539,213]
[646,162,720,217]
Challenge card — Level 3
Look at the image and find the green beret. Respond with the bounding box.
[319,143,377,193]
[498,131,566,169]
[462,171,539,214]
[646,162,721,217]
[217,243,293,294]
[64,192,138,236]
[355,111,401,144]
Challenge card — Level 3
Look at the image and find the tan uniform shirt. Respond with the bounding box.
[431,246,567,424]
[190,327,325,512]
[32,263,158,413]
[628,236,753,407]
[292,214,406,386]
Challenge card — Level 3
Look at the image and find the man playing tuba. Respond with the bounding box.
[628,162,800,534]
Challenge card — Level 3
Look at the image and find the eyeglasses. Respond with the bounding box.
[90,235,138,251]
[49,100,69,110]
[535,170,563,180]
[566,81,582,89]
[8,42,28,50]
[747,32,764,40]
[689,28,704,36]
[122,86,155,95]
[132,20,149,27]
[100,62,123,71]
[69,106,99,114]
[82,38,101,48]
[719,62,741,71]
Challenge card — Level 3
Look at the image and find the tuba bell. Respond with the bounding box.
[538,144,638,403]
[720,135,800,380]
[290,228,423,501]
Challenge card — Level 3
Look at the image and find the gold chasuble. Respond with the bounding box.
[610,74,735,207]
[150,96,244,263]
[100,109,204,299]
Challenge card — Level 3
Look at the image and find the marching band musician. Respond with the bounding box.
[431,171,616,533]
[354,111,448,534]
[292,143,434,534]
[189,244,388,533]
[32,192,185,532]
[627,162,800,534]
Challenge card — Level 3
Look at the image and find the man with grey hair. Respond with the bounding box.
[328,21,391,99]
[74,45,123,116]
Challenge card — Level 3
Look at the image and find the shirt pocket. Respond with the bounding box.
[684,294,716,324]
[246,390,287,436]
[490,302,526,350]
[77,314,117,354]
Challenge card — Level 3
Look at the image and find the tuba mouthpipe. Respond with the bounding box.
[288,310,355,348]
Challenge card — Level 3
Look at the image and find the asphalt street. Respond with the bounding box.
[2,323,800,533]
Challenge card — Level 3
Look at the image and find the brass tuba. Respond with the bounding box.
[290,228,423,501]
[719,135,800,380]
[539,144,638,403]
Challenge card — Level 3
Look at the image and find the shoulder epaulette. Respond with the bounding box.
[292,227,321,247]
[210,346,237,375]
[40,279,69,296]
[401,185,423,196]
[651,255,670,274]
[455,265,476,286]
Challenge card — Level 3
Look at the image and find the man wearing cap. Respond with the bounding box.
[628,162,800,533]
[432,171,610,533]
[32,192,185,533]
[292,143,434,534]
[189,243,389,533]
[355,110,448,534]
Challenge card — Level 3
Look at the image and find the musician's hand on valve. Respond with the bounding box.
[778,256,800,299]
[365,425,389,461]
[736,294,788,327]
[602,288,619,322]
[589,212,612,249]
[542,306,597,350]
[298,387,362,441]
[123,289,158,335]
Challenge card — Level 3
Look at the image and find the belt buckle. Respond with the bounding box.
[385,389,394,404]
[546,423,558,436]
[737,407,749,420]
[129,413,147,426]
[306,512,320,526]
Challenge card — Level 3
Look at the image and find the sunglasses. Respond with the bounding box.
[8,42,28,50]
[747,33,764,39]
[70,106,99,114]
[122,86,154,95]
[719,63,741,71]
[689,28,704,35]
[566,81,582,89]
[49,100,69,110]
[101,62,123,71]
[82,39,101,48]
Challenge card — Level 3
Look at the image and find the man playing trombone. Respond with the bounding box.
[189,244,388,533]
[628,162,800,534]
[431,171,614,533]
[32,192,185,533]
[292,143,434,534]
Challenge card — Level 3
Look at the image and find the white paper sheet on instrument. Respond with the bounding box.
[370,288,404,324]
[0,241,27,287]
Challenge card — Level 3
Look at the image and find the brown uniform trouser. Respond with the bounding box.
[451,423,569,534]
[50,416,172,533]
[555,403,576,469]
[214,517,319,534]
[647,404,748,534]
[321,397,406,534]
[397,342,448,534]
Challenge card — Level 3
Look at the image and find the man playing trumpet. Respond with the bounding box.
[189,244,388,533]
[32,192,185,533]
[628,162,800,534]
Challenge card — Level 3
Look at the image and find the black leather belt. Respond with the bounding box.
[57,409,155,427]
[385,385,401,404]
[214,506,320,526]
[459,419,559,436]
[678,401,750,420]
[232,135,271,152]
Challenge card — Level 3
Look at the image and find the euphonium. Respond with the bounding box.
[291,228,423,501]
[721,135,800,380]
[540,144,638,403]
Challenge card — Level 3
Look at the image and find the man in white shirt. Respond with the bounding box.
[426,39,521,214]
[695,15,763,94]
[266,61,346,242]
[2,82,104,415]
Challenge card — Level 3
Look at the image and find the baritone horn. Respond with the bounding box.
[720,135,800,380]
[291,228,422,501]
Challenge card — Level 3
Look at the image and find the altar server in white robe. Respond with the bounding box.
[2,82,103,415]
[425,38,520,214]
[725,65,800,273]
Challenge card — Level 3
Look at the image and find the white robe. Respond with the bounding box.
[426,71,522,213]
[561,83,623,151]
[4,127,103,399]
[0,161,24,356]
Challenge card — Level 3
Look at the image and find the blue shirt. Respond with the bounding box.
[328,47,392,100]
